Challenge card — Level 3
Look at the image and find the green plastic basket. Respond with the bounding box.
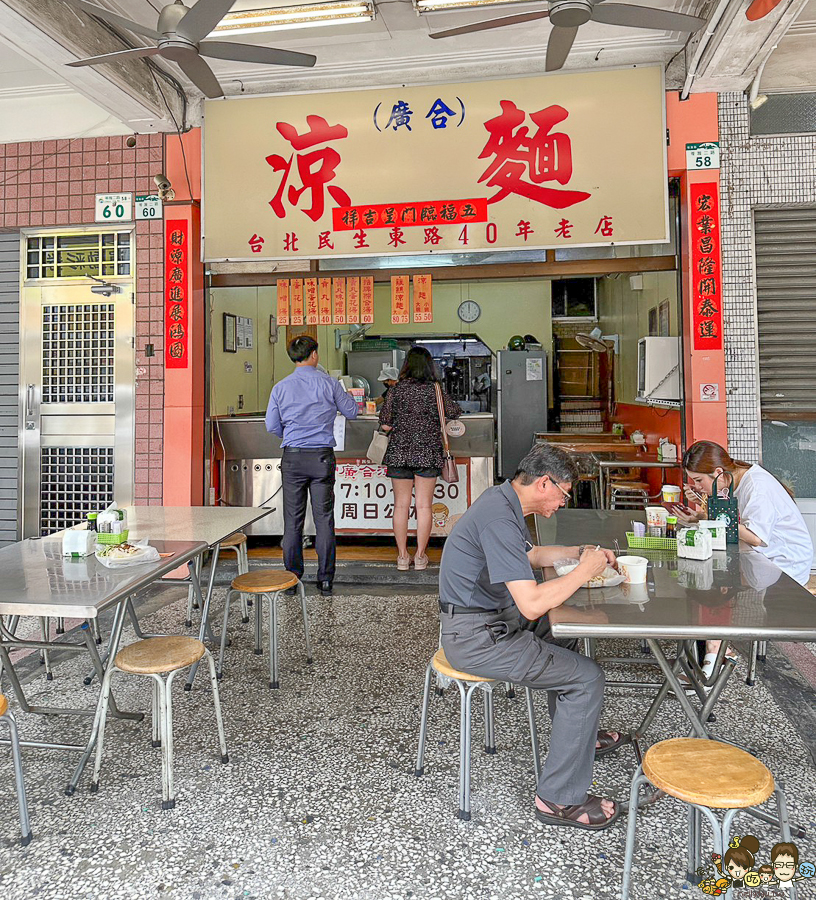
[626,532,677,552]
[95,530,129,545]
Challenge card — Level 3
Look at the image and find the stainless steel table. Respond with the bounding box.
[596,458,681,508]
[123,506,272,688]
[0,536,206,794]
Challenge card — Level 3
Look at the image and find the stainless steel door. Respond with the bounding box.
[497,350,548,479]
[20,257,135,537]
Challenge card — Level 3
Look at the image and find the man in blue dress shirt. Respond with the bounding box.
[266,336,359,595]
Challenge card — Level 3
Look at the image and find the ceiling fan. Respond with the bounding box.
[429,0,706,72]
[63,0,317,98]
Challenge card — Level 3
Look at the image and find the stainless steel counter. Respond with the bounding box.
[214,413,495,535]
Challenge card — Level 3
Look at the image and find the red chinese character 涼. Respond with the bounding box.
[318,231,335,250]
[266,115,351,222]
[555,219,573,239]
[478,101,591,209]
[516,220,534,241]
[248,234,265,253]
[388,226,406,248]
[283,233,299,252]
[594,216,613,237]
[424,227,443,246]
[353,229,369,249]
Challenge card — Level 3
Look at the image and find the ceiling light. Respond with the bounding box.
[211,1,375,35]
[415,0,528,12]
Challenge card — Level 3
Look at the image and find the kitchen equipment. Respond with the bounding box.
[496,349,548,479]
[617,555,649,584]
[658,438,678,461]
[345,349,405,399]
[637,337,680,402]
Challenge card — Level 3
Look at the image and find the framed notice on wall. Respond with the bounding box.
[223,313,237,353]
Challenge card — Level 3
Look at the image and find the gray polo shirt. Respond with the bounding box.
[439,479,535,611]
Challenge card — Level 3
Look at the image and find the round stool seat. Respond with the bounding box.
[643,738,775,809]
[231,570,298,594]
[432,648,495,683]
[0,693,7,717]
[115,636,205,675]
[220,532,247,549]
[611,481,650,492]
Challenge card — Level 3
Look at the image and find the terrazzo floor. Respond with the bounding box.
[1,586,815,900]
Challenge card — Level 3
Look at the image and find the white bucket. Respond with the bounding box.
[617,555,649,585]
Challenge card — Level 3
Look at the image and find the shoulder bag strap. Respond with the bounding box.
[435,383,452,456]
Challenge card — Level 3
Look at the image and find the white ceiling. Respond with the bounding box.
[0,0,813,135]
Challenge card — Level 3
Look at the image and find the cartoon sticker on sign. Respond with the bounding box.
[203,67,668,260]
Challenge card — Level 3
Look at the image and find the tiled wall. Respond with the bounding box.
[0,134,165,504]
[718,93,816,462]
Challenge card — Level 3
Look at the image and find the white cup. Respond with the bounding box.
[617,555,649,585]
[662,484,681,504]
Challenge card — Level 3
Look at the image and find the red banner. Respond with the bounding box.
[691,182,723,351]
[165,218,189,369]
[413,274,433,323]
[361,276,374,324]
[277,279,290,326]
[291,278,304,325]
[333,198,488,231]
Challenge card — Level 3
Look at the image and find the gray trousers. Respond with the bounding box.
[440,606,605,805]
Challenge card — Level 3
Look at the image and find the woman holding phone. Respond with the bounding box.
[676,440,813,680]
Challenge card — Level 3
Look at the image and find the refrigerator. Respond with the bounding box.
[496,350,549,479]
[345,349,405,399]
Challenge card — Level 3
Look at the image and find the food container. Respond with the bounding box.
[662,484,682,504]
[676,526,713,560]
[617,555,649,584]
[698,519,726,551]
[365,401,377,415]
[553,559,626,589]
[645,506,668,528]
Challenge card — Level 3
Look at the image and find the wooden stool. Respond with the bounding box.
[0,694,31,845]
[218,569,313,689]
[414,649,541,821]
[91,637,228,811]
[622,738,793,898]
[185,533,250,628]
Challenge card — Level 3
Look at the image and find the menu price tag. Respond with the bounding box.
[391,275,409,325]
[361,276,374,324]
[413,274,433,323]
[291,279,304,325]
[333,278,346,324]
[305,278,319,325]
[347,277,360,324]
[277,279,290,326]
[319,278,332,325]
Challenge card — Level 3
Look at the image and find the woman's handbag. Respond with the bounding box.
[434,383,459,484]
[708,474,740,544]
[366,429,389,465]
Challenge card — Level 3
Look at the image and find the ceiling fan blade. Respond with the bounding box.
[66,46,160,68]
[64,0,160,40]
[177,0,237,42]
[175,52,225,98]
[745,0,784,20]
[545,24,578,71]
[430,9,550,39]
[591,3,705,32]
[200,41,316,68]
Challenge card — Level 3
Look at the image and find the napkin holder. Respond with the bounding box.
[62,528,96,558]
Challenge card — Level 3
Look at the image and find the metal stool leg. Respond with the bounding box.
[621,767,650,900]
[39,618,53,680]
[455,679,470,821]
[504,682,515,699]
[253,590,263,656]
[203,650,229,764]
[151,679,161,747]
[414,661,433,777]
[268,592,279,689]
[55,616,65,635]
[1,711,32,845]
[747,641,758,686]
[217,589,236,677]
[483,688,496,754]
[159,673,175,810]
[524,687,541,784]
[757,640,767,662]
[298,580,313,664]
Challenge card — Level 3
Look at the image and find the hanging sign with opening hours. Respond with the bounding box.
[135,195,163,220]
[95,192,133,223]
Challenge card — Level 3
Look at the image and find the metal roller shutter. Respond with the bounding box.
[754,207,816,419]
[0,232,20,545]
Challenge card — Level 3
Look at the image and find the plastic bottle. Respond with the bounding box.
[87,512,98,532]
[666,516,677,539]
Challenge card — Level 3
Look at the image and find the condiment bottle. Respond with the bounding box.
[666,516,677,539]
[87,512,98,532]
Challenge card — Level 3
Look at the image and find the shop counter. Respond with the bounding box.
[214,413,494,536]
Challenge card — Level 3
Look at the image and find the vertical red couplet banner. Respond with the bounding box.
[165,218,189,369]
[318,278,332,326]
[333,278,347,324]
[277,279,290,326]
[361,276,374,324]
[291,279,304,325]
[413,274,433,323]
[690,182,723,351]
[391,275,410,325]
[305,278,319,325]
[347,277,360,324]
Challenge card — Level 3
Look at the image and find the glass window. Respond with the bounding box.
[25,232,131,280]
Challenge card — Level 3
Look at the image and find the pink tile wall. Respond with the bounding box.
[0,134,165,505]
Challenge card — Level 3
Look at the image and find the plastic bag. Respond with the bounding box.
[95,539,160,568]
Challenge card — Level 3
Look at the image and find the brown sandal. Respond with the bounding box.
[595,729,631,759]
[535,794,621,831]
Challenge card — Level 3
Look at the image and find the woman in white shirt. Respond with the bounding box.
[677,440,813,679]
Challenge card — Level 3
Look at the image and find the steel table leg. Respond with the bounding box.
[184,558,211,691]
